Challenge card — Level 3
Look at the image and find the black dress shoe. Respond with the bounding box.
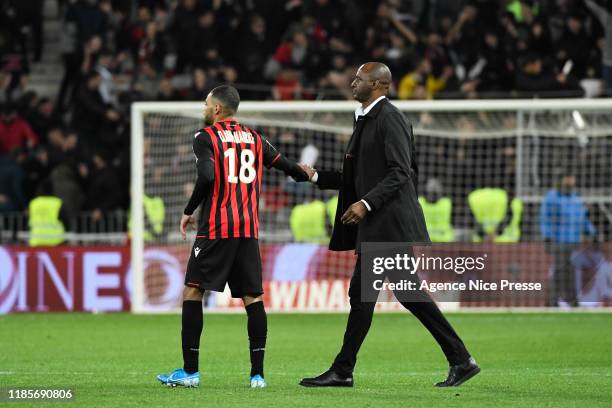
[299,370,354,387]
[435,357,480,387]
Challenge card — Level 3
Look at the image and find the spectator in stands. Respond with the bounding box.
[9,0,44,63]
[127,6,154,59]
[64,0,110,46]
[57,35,102,112]
[266,30,311,81]
[156,78,181,102]
[232,15,270,89]
[585,0,612,93]
[477,30,512,93]
[528,19,553,59]
[0,154,26,213]
[71,71,119,137]
[192,12,219,69]
[171,0,204,72]
[46,127,78,168]
[0,103,38,155]
[136,20,167,72]
[19,96,60,143]
[445,3,482,85]
[84,153,123,226]
[21,145,51,201]
[515,53,581,96]
[556,13,591,79]
[38,0,612,107]
[398,59,451,100]
[187,67,213,101]
[272,69,303,101]
[373,2,418,73]
[0,26,29,102]
[94,49,117,105]
[318,53,353,99]
[423,31,452,79]
[132,61,160,100]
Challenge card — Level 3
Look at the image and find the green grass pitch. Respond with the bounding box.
[1,312,611,407]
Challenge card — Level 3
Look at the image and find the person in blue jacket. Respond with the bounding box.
[540,171,597,307]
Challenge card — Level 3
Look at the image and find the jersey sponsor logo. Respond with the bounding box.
[217,129,255,144]
[194,247,201,257]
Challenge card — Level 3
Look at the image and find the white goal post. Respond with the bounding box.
[130,99,612,313]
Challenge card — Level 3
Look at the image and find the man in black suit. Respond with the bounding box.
[299,62,480,388]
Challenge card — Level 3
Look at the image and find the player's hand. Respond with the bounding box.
[180,214,196,240]
[299,163,316,181]
[341,201,368,225]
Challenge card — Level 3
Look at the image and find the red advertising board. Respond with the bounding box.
[1,243,610,313]
[0,246,131,313]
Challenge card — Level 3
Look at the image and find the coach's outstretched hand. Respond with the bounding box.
[341,201,368,225]
[180,214,196,240]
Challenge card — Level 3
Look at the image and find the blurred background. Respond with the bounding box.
[1,0,611,312]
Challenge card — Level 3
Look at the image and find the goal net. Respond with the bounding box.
[131,99,612,312]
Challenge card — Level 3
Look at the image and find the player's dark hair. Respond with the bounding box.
[210,85,240,115]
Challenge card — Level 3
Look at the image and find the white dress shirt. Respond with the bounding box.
[354,95,386,121]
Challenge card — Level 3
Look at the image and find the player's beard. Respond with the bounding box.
[204,111,214,126]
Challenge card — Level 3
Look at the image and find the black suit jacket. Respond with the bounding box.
[317,98,431,251]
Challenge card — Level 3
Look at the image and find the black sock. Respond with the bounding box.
[182,300,203,374]
[246,301,267,377]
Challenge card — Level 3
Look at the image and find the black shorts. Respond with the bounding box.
[185,238,263,298]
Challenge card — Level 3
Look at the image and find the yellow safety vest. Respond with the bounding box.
[128,195,166,242]
[143,195,165,242]
[418,196,454,242]
[28,196,65,246]
[468,188,522,242]
[290,200,328,243]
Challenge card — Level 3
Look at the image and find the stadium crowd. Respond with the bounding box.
[0,0,611,234]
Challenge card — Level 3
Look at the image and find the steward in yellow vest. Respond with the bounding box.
[418,178,454,242]
[290,200,328,244]
[419,196,454,242]
[128,195,166,242]
[467,188,523,243]
[28,195,65,246]
[143,195,165,242]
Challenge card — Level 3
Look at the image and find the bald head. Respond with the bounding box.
[351,62,392,104]
[361,62,392,84]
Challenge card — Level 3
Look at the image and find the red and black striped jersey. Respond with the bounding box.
[190,119,280,239]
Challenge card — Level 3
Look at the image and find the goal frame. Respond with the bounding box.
[130,98,612,312]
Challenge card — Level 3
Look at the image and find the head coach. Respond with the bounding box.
[298,62,480,388]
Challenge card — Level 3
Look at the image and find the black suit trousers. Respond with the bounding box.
[330,256,471,376]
